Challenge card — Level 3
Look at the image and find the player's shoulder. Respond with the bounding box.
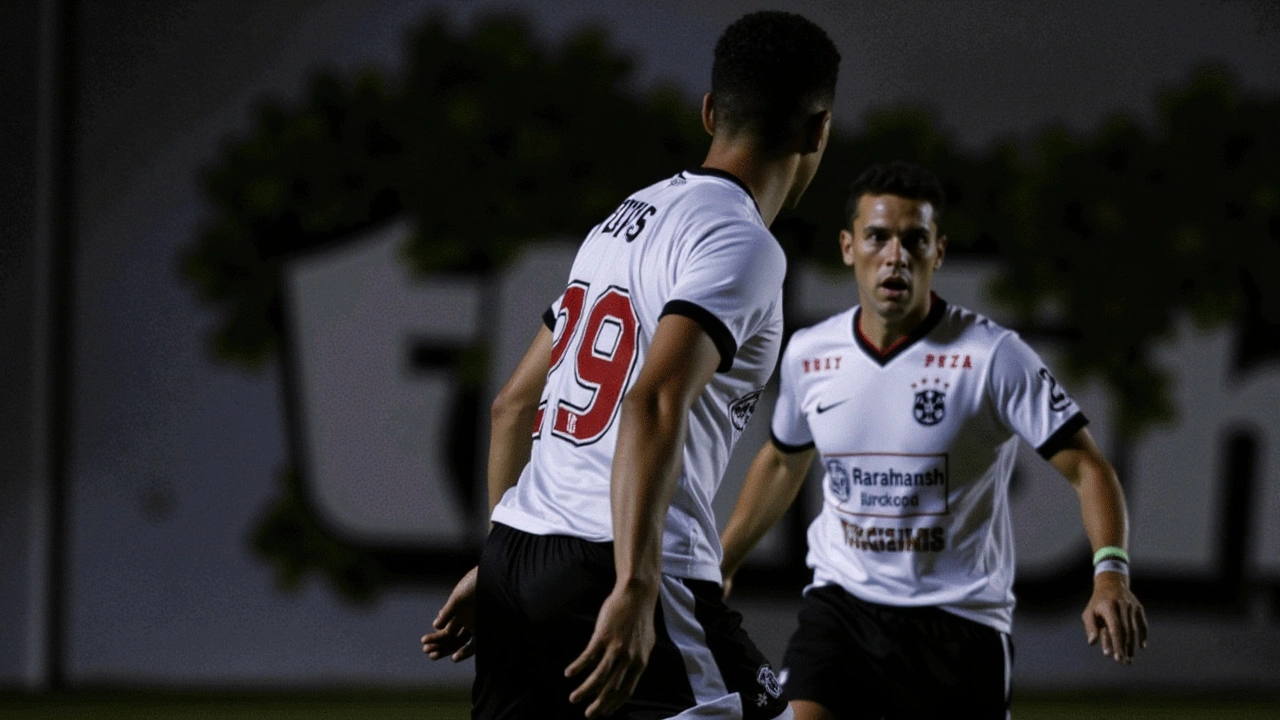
[674,168,758,203]
[785,307,858,358]
[665,170,767,230]
[936,299,1018,347]
[668,176,783,275]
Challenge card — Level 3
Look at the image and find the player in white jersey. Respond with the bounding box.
[719,162,1149,719]
[423,12,841,720]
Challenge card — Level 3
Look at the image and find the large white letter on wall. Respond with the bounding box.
[285,222,483,547]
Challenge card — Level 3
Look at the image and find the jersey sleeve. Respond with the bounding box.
[769,342,814,452]
[660,222,785,372]
[987,333,1089,459]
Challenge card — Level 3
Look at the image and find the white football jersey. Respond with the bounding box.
[491,169,785,582]
[771,298,1086,633]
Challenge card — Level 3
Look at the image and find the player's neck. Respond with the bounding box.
[858,296,935,352]
[701,142,800,228]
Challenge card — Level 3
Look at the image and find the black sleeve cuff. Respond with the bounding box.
[1036,411,1089,459]
[542,306,556,331]
[660,300,737,373]
[771,430,815,454]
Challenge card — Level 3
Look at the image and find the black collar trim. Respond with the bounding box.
[682,167,759,212]
[852,295,948,367]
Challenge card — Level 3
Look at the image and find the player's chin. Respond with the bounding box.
[871,295,911,318]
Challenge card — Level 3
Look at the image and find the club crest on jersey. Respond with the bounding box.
[756,664,782,699]
[911,377,948,426]
[825,458,852,502]
[729,389,764,432]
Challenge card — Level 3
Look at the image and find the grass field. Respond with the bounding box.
[3,692,1280,719]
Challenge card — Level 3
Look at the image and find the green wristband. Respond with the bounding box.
[1092,545,1129,566]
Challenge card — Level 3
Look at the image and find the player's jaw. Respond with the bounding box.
[781,121,832,210]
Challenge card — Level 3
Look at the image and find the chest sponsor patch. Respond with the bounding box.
[823,452,950,518]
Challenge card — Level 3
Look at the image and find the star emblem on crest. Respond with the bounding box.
[911,378,947,426]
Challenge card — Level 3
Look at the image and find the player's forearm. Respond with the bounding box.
[1050,430,1130,555]
[487,391,538,514]
[610,386,688,596]
[720,444,813,579]
[1072,457,1129,554]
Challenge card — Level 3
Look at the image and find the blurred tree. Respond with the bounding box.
[776,105,1021,262]
[994,64,1280,437]
[395,18,705,276]
[182,14,706,602]
[184,13,704,372]
[252,467,389,603]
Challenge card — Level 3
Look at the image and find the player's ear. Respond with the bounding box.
[935,233,948,270]
[839,228,856,267]
[802,109,831,155]
[702,93,716,136]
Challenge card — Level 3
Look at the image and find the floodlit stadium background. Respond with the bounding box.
[3,0,1279,716]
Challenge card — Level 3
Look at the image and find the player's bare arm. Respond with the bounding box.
[1049,426,1149,664]
[720,441,816,597]
[423,325,553,662]
[484,325,554,512]
[564,314,721,719]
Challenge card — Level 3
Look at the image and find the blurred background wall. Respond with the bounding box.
[3,0,1279,696]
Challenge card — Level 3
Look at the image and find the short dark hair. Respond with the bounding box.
[846,161,947,225]
[711,11,840,149]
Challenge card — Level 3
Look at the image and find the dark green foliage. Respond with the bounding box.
[776,105,1020,261]
[182,13,706,372]
[993,64,1280,436]
[184,68,404,370]
[251,466,389,603]
[394,15,706,276]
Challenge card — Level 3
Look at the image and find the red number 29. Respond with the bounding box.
[533,283,639,445]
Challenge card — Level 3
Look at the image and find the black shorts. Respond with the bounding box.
[473,523,788,720]
[780,585,1012,720]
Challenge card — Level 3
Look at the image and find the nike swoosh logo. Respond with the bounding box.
[815,399,851,414]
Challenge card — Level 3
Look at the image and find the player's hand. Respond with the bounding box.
[721,573,735,600]
[1082,571,1148,664]
[564,581,657,718]
[422,566,478,662]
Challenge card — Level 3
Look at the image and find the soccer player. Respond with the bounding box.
[718,161,1149,719]
[423,11,841,720]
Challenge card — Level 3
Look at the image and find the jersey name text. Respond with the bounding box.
[600,198,658,242]
[924,353,972,368]
[803,355,842,373]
